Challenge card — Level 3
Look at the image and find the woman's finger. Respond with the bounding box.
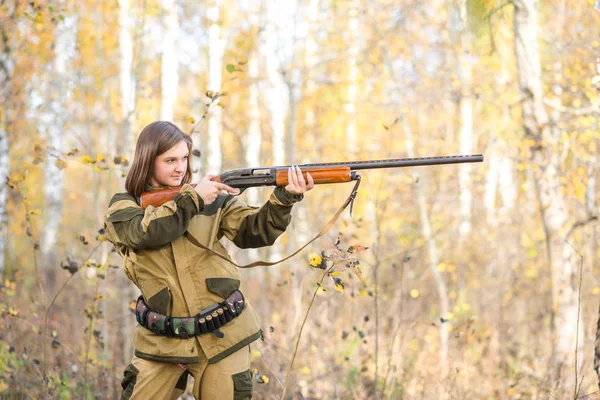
[295,166,305,189]
[288,166,298,187]
[306,172,314,190]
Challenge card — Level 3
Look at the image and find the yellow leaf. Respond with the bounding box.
[81,155,95,164]
[96,295,105,300]
[97,154,105,162]
[358,289,367,297]
[330,271,343,277]
[410,289,419,298]
[593,287,599,295]
[333,277,344,292]
[348,245,369,253]
[301,366,311,375]
[188,117,196,124]
[309,253,322,268]
[8,307,19,316]
[257,375,269,384]
[55,159,67,169]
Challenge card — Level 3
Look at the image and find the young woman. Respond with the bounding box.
[103,121,314,399]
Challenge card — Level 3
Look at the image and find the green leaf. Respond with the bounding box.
[226,64,235,73]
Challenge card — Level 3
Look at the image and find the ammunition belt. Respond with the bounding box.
[135,290,245,339]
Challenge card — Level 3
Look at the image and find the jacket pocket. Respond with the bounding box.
[231,369,253,400]
[123,256,138,287]
[206,278,240,299]
[146,286,171,315]
[120,363,139,400]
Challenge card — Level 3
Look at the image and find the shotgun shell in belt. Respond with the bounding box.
[217,308,227,325]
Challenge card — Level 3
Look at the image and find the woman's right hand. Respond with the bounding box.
[194,175,239,205]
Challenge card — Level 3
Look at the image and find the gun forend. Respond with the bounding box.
[274,166,353,186]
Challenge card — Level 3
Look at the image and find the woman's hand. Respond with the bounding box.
[194,175,239,205]
[285,166,315,195]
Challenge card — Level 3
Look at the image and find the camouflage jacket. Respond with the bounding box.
[103,183,302,364]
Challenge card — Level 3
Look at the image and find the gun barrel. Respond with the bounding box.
[287,154,484,171]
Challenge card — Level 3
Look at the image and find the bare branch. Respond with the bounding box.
[566,216,599,240]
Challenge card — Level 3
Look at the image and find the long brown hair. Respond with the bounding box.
[125,121,193,197]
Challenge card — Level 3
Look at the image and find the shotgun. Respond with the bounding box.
[139,154,484,208]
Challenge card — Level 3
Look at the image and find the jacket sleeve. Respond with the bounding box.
[103,184,204,250]
[220,187,304,249]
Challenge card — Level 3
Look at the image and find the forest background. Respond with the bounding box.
[2,0,600,399]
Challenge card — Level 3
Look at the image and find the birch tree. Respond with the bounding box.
[457,0,474,238]
[40,15,78,290]
[160,0,179,121]
[513,0,582,386]
[206,0,226,175]
[345,0,360,156]
[118,0,137,365]
[264,0,288,168]
[0,22,12,279]
[118,0,135,164]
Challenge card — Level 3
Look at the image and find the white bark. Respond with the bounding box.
[241,0,264,321]
[206,1,226,175]
[40,15,78,288]
[119,0,135,161]
[245,10,262,208]
[458,0,473,237]
[345,0,360,155]
[0,110,7,279]
[514,0,582,384]
[303,0,319,152]
[160,0,179,121]
[0,31,12,278]
[119,0,138,365]
[265,0,289,166]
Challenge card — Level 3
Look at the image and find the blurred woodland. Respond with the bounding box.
[2,0,600,398]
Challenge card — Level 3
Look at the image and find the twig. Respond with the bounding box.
[82,282,102,396]
[544,98,599,116]
[566,239,584,399]
[280,266,333,400]
[17,183,49,389]
[566,216,598,240]
[189,94,222,136]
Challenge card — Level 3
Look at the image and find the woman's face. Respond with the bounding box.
[150,140,189,187]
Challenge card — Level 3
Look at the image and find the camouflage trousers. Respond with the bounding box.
[120,345,252,400]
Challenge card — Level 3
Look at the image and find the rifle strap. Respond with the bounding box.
[185,177,361,269]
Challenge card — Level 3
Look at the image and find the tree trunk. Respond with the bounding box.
[0,24,12,279]
[513,0,581,389]
[160,0,179,121]
[345,0,360,156]
[118,0,138,366]
[41,15,78,290]
[206,0,226,175]
[118,0,136,161]
[457,0,474,238]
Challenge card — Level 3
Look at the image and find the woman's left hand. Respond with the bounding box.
[285,165,315,195]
